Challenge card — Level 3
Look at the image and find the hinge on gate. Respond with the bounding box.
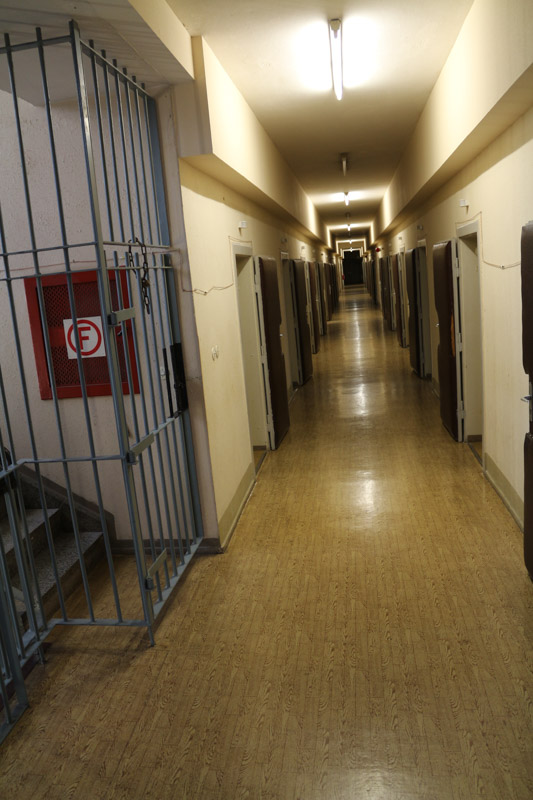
[144,549,167,590]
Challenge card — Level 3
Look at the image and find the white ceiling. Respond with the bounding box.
[0,0,475,245]
[169,0,475,242]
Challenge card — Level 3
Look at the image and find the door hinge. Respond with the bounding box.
[458,400,465,419]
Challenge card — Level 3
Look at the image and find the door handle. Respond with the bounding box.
[436,323,440,328]
[522,396,532,403]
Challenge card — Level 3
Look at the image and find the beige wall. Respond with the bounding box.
[376,0,533,237]
[369,0,533,527]
[374,105,533,525]
[174,39,329,248]
[178,160,322,545]
[0,89,126,525]
[127,0,194,79]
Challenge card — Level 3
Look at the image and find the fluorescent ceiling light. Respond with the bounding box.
[343,17,378,87]
[329,19,343,100]
[329,221,372,231]
[294,21,332,92]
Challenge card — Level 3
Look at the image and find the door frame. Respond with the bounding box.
[304,262,317,353]
[415,242,432,378]
[281,256,303,389]
[232,242,275,450]
[255,256,291,449]
[397,248,409,347]
[457,220,484,448]
[388,255,397,331]
[433,239,464,442]
[315,262,325,336]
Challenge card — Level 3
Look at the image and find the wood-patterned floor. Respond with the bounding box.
[1,287,532,799]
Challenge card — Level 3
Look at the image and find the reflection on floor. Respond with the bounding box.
[468,438,483,465]
[253,446,267,473]
[1,287,532,799]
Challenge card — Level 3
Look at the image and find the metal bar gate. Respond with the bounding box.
[0,22,203,741]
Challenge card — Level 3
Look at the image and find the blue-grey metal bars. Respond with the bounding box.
[0,21,204,738]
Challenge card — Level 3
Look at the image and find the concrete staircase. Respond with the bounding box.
[0,466,108,623]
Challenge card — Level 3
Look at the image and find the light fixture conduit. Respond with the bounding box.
[329,18,343,101]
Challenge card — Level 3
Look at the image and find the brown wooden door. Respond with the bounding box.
[371,260,378,305]
[317,264,328,335]
[257,257,290,448]
[433,241,459,440]
[309,263,321,353]
[406,249,421,374]
[520,222,533,578]
[391,254,403,344]
[380,258,391,329]
[330,263,339,311]
[292,260,313,384]
[324,265,333,321]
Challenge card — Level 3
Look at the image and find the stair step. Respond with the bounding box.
[13,529,104,620]
[1,507,62,578]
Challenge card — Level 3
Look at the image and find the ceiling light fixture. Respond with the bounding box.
[329,19,343,101]
[344,192,350,206]
[340,152,349,175]
[347,224,351,232]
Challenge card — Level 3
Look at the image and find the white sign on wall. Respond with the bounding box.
[63,316,106,359]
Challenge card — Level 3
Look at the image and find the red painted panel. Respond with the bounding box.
[24,270,139,400]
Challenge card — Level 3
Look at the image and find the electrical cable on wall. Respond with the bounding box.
[461,211,521,270]
[174,247,235,296]
[1,244,238,295]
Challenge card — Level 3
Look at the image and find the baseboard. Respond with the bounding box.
[110,462,255,558]
[484,452,524,530]
[196,537,224,555]
[217,461,256,552]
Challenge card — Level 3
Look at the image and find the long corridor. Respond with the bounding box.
[1,287,532,799]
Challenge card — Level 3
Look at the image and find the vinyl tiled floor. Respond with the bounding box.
[1,286,532,799]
